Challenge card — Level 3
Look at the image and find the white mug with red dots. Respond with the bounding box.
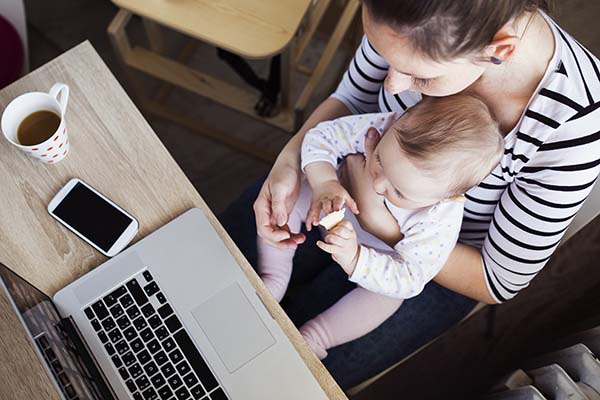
[1,82,70,164]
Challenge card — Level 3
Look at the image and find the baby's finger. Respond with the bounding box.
[324,233,347,247]
[329,224,354,240]
[333,196,345,211]
[316,240,338,254]
[330,220,353,232]
[321,199,333,215]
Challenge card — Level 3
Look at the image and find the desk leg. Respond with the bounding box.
[108,9,147,109]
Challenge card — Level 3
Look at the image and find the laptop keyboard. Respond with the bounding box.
[83,271,228,400]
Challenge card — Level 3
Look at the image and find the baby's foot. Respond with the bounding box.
[299,323,329,360]
[259,272,287,303]
[257,237,295,302]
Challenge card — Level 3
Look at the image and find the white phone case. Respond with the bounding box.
[47,178,138,257]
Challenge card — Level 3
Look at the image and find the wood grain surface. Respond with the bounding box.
[0,288,61,400]
[110,0,312,58]
[0,41,346,399]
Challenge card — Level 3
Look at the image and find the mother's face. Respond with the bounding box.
[362,7,486,97]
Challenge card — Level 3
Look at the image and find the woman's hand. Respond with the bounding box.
[253,162,306,249]
[341,129,403,247]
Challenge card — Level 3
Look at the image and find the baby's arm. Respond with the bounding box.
[361,203,404,247]
[349,202,464,299]
[301,112,399,170]
[302,112,399,228]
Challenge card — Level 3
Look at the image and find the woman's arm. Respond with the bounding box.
[434,244,498,304]
[274,98,353,177]
[438,104,600,305]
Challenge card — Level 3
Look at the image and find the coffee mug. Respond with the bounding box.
[1,82,70,164]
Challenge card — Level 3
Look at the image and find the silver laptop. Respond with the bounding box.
[2,208,328,400]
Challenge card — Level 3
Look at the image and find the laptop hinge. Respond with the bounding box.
[57,317,117,400]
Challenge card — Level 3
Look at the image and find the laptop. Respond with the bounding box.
[0,208,328,400]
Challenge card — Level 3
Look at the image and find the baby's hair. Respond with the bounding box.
[393,94,503,197]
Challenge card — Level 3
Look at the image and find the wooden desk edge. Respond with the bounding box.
[0,288,62,399]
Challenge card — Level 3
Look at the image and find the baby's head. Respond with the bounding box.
[370,94,503,209]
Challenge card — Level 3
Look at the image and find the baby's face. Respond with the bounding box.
[367,130,450,209]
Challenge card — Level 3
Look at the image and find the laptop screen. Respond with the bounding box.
[0,262,113,400]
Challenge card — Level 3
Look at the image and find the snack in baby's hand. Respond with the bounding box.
[319,208,346,230]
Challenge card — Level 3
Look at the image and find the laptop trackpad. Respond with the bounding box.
[191,283,275,373]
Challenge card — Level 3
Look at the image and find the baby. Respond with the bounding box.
[258,94,503,358]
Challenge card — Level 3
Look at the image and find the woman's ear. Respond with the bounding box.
[483,28,521,64]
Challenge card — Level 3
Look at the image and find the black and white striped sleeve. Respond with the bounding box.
[481,104,600,303]
[330,35,388,114]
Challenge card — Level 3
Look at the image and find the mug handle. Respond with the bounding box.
[49,83,69,116]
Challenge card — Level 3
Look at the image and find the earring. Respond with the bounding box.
[490,56,503,65]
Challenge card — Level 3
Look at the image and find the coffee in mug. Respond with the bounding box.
[1,82,70,164]
[17,110,61,146]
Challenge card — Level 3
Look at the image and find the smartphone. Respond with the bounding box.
[48,178,139,257]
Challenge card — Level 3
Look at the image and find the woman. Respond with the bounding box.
[220,0,600,389]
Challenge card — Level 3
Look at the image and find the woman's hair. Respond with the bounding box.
[362,0,550,61]
[393,95,504,197]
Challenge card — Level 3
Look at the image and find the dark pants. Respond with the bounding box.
[218,176,477,390]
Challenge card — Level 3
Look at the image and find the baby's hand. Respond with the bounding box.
[316,221,360,275]
[306,180,359,231]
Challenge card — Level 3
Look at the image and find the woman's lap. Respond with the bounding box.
[218,177,477,390]
[315,274,476,388]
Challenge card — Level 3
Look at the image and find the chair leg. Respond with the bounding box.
[216,48,280,117]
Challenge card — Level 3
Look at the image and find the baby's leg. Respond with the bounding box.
[256,238,297,302]
[300,287,404,359]
[257,179,312,302]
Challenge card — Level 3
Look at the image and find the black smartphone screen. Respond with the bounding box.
[52,182,133,253]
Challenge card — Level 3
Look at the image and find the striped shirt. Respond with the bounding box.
[330,14,600,303]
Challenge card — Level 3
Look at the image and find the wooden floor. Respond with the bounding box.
[19,0,600,399]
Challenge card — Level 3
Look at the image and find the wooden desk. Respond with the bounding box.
[0,288,61,400]
[0,41,346,400]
